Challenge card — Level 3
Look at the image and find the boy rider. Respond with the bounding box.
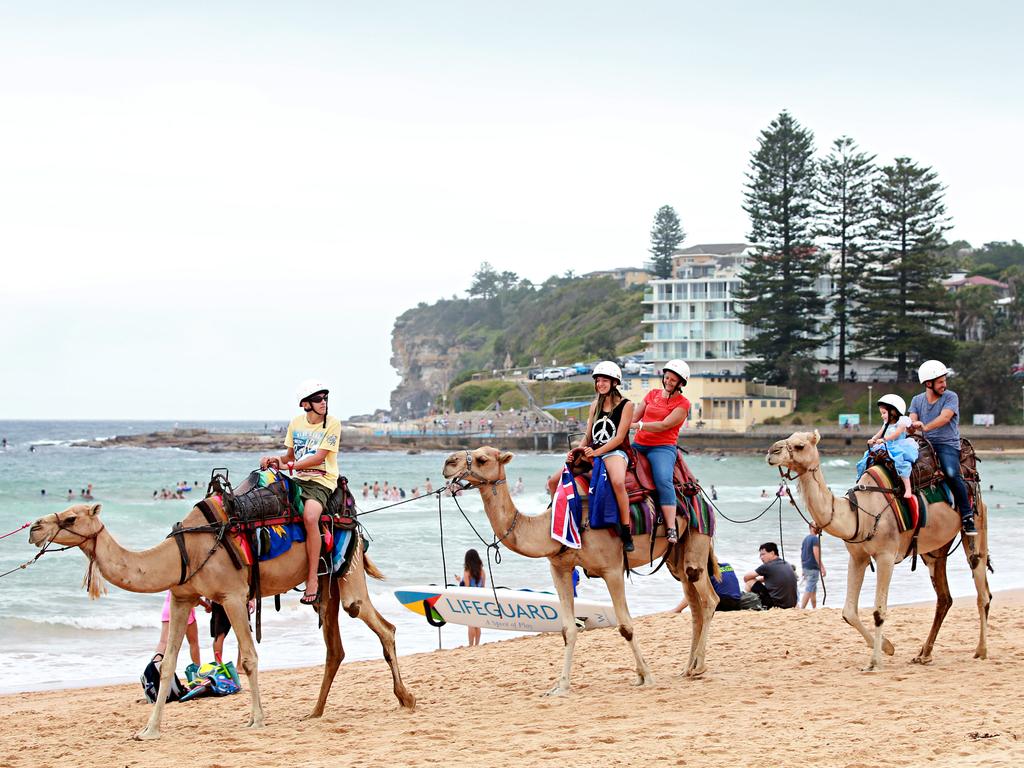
[260,380,342,603]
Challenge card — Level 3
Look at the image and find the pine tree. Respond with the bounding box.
[817,137,877,382]
[648,205,686,279]
[853,158,953,381]
[735,111,824,384]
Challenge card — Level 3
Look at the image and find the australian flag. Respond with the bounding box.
[551,464,583,549]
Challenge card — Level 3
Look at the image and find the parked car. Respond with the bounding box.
[572,362,593,375]
[542,367,565,380]
[622,360,641,375]
[638,363,654,376]
[527,368,543,380]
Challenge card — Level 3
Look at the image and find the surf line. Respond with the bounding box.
[442,597,559,621]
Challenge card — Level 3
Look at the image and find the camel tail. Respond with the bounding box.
[364,554,386,581]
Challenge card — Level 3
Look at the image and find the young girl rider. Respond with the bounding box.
[856,394,919,499]
[259,379,342,605]
[576,361,636,552]
[630,359,690,544]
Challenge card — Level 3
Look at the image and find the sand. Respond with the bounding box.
[2,593,1022,768]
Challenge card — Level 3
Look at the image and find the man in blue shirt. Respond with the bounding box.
[671,561,759,612]
[799,524,826,609]
[909,360,976,536]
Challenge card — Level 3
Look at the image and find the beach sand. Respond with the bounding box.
[2,593,1022,768]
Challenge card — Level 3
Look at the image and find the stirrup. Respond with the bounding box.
[666,527,678,544]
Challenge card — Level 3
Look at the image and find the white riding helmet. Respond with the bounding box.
[592,361,622,384]
[918,360,951,384]
[296,379,329,404]
[877,394,907,416]
[662,359,690,385]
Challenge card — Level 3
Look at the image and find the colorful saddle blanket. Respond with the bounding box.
[861,464,951,533]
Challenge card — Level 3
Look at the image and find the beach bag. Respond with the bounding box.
[141,654,186,703]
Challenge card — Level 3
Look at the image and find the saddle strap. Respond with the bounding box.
[171,522,189,585]
[197,499,243,571]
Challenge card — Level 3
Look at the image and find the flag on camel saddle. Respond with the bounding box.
[551,464,584,549]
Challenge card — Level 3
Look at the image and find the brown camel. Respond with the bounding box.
[28,503,415,740]
[767,431,991,671]
[442,447,719,694]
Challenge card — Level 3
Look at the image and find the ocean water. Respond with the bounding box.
[1,420,1021,694]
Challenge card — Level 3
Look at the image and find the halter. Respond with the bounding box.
[776,441,820,481]
[449,450,508,497]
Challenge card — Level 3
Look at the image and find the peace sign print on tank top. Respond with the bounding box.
[591,400,624,447]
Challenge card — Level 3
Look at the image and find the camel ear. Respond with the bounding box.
[88,504,102,516]
[498,451,514,465]
[811,430,821,445]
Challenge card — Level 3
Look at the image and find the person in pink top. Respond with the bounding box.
[630,359,691,544]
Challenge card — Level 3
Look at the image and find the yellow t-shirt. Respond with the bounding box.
[285,414,342,490]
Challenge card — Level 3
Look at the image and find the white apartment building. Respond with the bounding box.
[643,243,844,378]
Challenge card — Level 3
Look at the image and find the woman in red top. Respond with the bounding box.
[631,359,691,544]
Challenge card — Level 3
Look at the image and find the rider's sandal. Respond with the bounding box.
[300,591,320,606]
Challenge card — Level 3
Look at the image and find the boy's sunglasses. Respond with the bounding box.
[307,394,328,404]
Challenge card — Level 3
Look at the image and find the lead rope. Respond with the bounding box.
[437,492,448,650]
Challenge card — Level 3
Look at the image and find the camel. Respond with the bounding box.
[28,502,415,740]
[441,447,719,694]
[767,431,990,671]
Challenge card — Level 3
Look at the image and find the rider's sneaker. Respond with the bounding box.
[961,515,978,537]
[666,527,678,544]
[619,523,635,553]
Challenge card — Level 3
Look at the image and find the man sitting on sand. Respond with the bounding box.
[743,542,798,609]
[672,561,762,612]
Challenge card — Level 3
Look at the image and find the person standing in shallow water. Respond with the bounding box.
[260,379,341,605]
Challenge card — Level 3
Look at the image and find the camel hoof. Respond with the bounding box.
[861,664,881,673]
[974,649,987,660]
[301,711,324,721]
[133,728,161,741]
[685,664,707,678]
[247,719,265,729]
[543,684,570,697]
[632,675,655,687]
[911,655,932,665]
[399,693,417,711]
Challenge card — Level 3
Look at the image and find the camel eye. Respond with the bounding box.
[793,444,805,451]
[64,516,77,526]
[477,457,488,464]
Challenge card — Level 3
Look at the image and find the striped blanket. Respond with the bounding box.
[862,465,929,533]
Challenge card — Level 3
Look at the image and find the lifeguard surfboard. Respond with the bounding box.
[393,585,618,633]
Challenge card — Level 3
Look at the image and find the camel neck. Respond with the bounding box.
[478,478,561,558]
[86,526,183,594]
[797,468,859,541]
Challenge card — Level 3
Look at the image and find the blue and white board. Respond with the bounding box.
[394,585,618,633]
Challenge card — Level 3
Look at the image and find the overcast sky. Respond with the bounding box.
[1,2,1020,420]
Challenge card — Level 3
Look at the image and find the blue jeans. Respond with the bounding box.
[631,443,676,509]
[933,442,972,516]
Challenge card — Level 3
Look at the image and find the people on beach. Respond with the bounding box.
[743,542,798,609]
[156,590,201,667]
[631,359,690,545]
[799,524,826,609]
[259,379,342,605]
[578,361,635,552]
[425,478,433,494]
[513,477,524,496]
[856,393,919,499]
[456,549,486,646]
[203,598,255,663]
[909,360,976,536]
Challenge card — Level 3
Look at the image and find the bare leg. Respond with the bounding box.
[602,568,654,687]
[302,499,324,597]
[222,595,264,728]
[186,619,201,666]
[544,564,579,696]
[901,476,913,499]
[136,595,191,740]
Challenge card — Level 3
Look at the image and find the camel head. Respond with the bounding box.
[766,430,822,473]
[28,504,108,598]
[442,446,514,490]
[29,503,105,549]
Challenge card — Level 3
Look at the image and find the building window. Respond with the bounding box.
[770,400,777,408]
[761,400,767,407]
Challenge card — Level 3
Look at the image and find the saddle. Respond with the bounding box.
[566,446,699,507]
[867,436,980,498]
[213,469,357,530]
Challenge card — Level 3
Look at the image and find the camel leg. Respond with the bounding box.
[913,550,952,664]
[680,535,718,678]
[965,505,991,659]
[865,552,895,672]
[841,552,894,656]
[222,594,264,729]
[307,576,343,719]
[602,568,654,688]
[135,594,191,740]
[340,562,416,710]
[544,563,579,696]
